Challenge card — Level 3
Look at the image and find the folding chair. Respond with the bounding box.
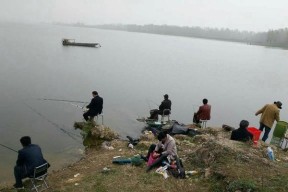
[161,109,170,122]
[199,119,208,128]
[89,113,104,125]
[29,163,49,192]
[96,113,104,125]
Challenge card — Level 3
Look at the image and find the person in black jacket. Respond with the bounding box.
[83,91,103,121]
[230,120,253,142]
[158,94,172,115]
[14,136,48,189]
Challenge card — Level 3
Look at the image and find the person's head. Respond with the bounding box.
[274,101,282,109]
[203,98,208,104]
[92,91,98,97]
[239,120,249,129]
[157,131,167,143]
[20,136,31,147]
[164,94,169,99]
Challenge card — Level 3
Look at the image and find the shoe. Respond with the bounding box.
[13,184,24,189]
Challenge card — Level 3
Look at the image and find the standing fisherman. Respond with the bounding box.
[255,101,282,142]
[83,91,103,121]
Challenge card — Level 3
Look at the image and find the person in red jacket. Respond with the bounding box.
[193,98,211,124]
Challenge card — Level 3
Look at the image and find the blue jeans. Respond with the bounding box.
[259,123,271,142]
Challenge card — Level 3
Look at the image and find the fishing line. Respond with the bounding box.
[147,99,159,107]
[24,103,82,142]
[0,143,18,153]
[38,98,87,104]
[145,98,152,110]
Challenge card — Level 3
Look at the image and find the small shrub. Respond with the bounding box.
[227,179,257,192]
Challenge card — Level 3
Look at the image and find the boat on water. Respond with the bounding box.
[62,39,101,48]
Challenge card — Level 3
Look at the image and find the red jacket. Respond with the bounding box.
[196,104,211,120]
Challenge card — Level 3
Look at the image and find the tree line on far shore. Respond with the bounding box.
[60,23,288,48]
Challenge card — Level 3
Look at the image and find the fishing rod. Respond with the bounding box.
[0,143,18,153]
[147,99,159,107]
[145,98,152,110]
[70,103,88,110]
[39,98,87,104]
[24,103,82,142]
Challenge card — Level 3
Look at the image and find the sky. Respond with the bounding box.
[0,0,287,32]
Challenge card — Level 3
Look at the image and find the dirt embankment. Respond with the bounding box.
[1,124,288,192]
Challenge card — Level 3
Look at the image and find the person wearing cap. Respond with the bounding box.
[255,101,282,142]
[158,94,172,115]
[193,98,211,124]
[230,120,253,142]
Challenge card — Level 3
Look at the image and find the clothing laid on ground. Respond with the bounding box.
[83,95,103,121]
[230,128,253,142]
[14,144,48,187]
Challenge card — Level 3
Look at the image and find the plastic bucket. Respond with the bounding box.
[273,121,288,138]
[247,127,262,145]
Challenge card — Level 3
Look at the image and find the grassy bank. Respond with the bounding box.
[1,124,288,192]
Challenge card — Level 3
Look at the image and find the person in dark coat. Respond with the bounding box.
[230,120,253,142]
[83,91,103,121]
[158,94,172,115]
[14,136,48,189]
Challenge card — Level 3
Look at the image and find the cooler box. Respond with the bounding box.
[247,127,262,144]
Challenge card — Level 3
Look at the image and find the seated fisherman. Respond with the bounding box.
[13,136,49,189]
[158,94,172,115]
[193,98,211,124]
[230,120,253,142]
[83,91,103,121]
[144,131,179,172]
[147,94,171,120]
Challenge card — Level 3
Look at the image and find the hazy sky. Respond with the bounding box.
[1,0,287,31]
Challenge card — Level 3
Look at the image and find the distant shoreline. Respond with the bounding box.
[55,23,288,50]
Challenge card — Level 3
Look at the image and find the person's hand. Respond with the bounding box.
[152,152,160,158]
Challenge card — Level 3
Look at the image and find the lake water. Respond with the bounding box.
[0,23,287,184]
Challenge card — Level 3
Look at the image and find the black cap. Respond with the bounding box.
[274,101,282,109]
[164,94,168,98]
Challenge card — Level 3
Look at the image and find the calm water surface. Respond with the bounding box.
[0,23,287,184]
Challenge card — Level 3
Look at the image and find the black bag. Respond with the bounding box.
[168,158,185,179]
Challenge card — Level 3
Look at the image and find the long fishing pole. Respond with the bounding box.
[24,103,82,141]
[145,98,152,110]
[39,98,87,104]
[70,103,87,110]
[0,143,17,153]
[147,99,159,107]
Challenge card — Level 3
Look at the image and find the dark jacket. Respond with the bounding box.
[159,99,171,114]
[86,95,103,116]
[16,144,48,175]
[230,128,253,142]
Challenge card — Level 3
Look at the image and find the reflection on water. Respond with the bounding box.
[0,23,287,184]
